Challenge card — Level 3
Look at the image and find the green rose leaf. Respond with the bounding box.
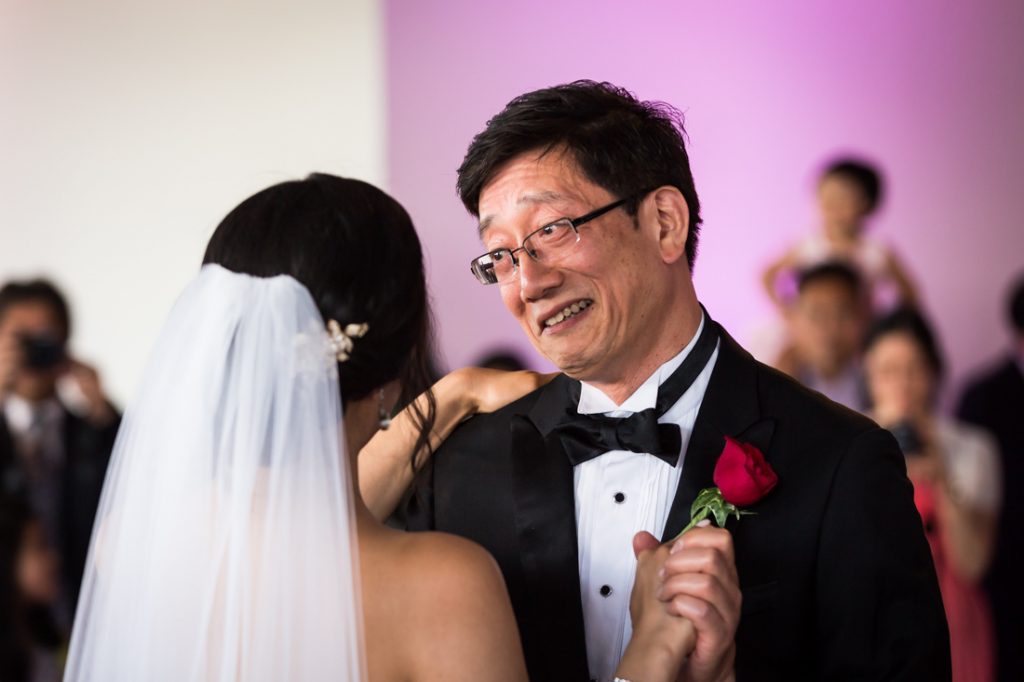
[711,504,727,528]
[676,486,758,541]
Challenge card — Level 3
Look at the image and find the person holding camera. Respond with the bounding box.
[0,279,118,630]
[863,307,1001,682]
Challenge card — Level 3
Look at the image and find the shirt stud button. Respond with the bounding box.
[600,584,612,597]
[614,492,626,504]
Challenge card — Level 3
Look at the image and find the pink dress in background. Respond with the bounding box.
[914,481,995,682]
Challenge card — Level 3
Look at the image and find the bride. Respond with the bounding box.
[63,173,696,681]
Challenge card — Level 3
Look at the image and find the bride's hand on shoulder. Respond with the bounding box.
[359,368,553,521]
[441,367,556,416]
[617,531,697,682]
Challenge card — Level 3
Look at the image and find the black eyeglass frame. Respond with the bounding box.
[469,191,647,285]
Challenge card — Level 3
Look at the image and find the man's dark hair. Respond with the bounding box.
[797,261,865,299]
[1009,273,1024,335]
[0,279,72,342]
[457,80,703,270]
[821,158,884,214]
[864,307,945,380]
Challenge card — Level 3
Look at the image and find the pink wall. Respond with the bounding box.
[386,0,1024,400]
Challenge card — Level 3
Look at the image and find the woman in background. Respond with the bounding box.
[864,307,1000,682]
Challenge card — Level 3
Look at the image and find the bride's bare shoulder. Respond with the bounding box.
[389,530,507,604]
[367,530,527,681]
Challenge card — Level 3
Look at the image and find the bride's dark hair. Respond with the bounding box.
[202,173,436,461]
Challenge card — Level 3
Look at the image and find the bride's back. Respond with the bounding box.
[360,525,527,682]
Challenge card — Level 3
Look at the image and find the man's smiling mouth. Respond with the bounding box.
[543,299,593,329]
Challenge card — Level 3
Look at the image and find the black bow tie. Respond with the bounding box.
[551,313,719,468]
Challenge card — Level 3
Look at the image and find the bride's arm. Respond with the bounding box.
[359,368,553,520]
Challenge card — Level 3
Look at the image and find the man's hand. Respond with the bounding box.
[658,521,741,682]
[64,359,115,425]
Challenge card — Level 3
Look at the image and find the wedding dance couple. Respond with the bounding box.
[63,81,951,681]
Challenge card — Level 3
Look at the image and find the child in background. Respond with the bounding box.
[762,158,918,312]
[1,494,63,682]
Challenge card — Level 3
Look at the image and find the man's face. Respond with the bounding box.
[476,149,669,382]
[789,279,865,376]
[0,301,66,400]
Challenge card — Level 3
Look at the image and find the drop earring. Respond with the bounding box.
[378,389,392,430]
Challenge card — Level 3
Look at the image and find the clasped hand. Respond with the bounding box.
[625,522,740,682]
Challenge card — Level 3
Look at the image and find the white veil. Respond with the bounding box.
[64,264,366,681]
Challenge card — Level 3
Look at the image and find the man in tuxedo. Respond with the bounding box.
[957,274,1024,682]
[407,81,949,681]
[0,279,118,627]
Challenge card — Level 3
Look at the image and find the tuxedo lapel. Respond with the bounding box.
[509,374,589,680]
[661,330,783,604]
[662,330,770,541]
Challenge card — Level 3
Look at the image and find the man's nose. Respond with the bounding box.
[517,253,561,303]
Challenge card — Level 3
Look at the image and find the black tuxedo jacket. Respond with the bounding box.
[407,330,950,681]
[957,357,1024,682]
[0,406,118,613]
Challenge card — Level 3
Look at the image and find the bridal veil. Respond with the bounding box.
[64,264,366,681]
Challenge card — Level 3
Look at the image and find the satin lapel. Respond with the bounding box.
[662,331,769,541]
[509,374,589,680]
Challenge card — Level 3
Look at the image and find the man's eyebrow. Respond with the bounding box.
[477,191,569,237]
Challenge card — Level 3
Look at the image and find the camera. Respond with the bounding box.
[888,420,924,457]
[19,334,66,370]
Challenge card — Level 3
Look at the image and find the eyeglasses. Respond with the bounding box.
[470,193,642,285]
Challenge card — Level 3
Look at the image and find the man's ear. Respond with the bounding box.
[646,186,689,265]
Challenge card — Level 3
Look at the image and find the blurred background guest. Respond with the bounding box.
[762,158,918,312]
[0,280,118,631]
[773,261,869,410]
[0,493,63,682]
[473,348,528,372]
[864,307,1000,682]
[956,273,1024,682]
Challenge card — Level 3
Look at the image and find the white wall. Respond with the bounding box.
[0,0,386,405]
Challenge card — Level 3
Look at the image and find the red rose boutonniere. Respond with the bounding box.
[677,436,778,537]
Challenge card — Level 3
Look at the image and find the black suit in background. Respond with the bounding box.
[957,357,1024,682]
[0,406,117,616]
[408,326,950,681]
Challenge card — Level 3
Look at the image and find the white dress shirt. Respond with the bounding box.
[574,316,719,682]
